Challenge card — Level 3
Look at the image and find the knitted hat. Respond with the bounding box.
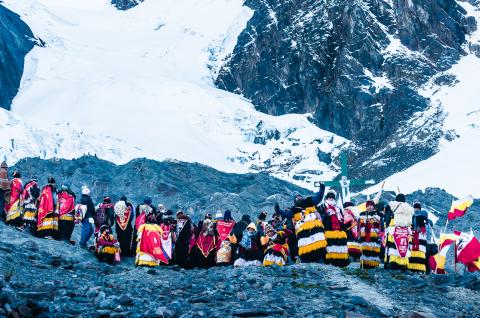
[13,171,21,178]
[165,210,173,216]
[120,195,127,202]
[246,223,257,232]
[48,177,56,184]
[103,197,112,204]
[81,185,90,195]
[366,200,375,208]
[204,213,212,220]
[413,202,422,210]
[0,161,7,169]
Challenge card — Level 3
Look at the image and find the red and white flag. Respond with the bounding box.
[448,196,474,220]
[455,231,480,265]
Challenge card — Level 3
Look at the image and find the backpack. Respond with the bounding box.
[94,205,107,227]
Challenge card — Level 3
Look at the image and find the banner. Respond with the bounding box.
[393,226,410,258]
[217,220,235,242]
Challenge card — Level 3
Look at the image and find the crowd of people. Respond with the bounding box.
[0,162,436,273]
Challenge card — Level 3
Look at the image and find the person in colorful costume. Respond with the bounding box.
[233,223,263,267]
[384,194,414,271]
[408,202,429,273]
[343,201,361,261]
[5,171,23,227]
[318,190,350,268]
[190,218,218,268]
[114,196,134,257]
[96,225,121,264]
[22,176,40,234]
[135,214,168,267]
[160,210,176,265]
[358,200,382,269]
[37,177,59,239]
[263,225,292,267]
[229,214,251,263]
[57,183,76,243]
[215,210,236,265]
[132,197,157,253]
[0,161,9,221]
[275,183,327,263]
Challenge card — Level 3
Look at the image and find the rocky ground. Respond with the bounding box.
[1,223,480,318]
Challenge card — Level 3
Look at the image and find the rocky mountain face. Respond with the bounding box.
[11,156,309,220]
[111,0,144,10]
[216,0,477,179]
[0,4,34,110]
[1,222,480,318]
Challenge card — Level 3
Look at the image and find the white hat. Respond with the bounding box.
[215,211,223,219]
[81,185,90,195]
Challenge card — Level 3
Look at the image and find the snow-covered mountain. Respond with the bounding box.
[0,0,479,198]
[0,0,347,189]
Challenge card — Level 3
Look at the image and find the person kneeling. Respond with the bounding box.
[95,226,121,264]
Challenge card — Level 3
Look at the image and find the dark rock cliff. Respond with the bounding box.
[12,156,310,220]
[216,0,475,179]
[0,4,35,110]
[111,0,144,10]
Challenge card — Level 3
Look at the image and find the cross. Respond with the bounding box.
[314,152,375,203]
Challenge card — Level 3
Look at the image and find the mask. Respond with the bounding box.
[326,198,336,206]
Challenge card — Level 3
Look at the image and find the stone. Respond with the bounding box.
[118,295,133,306]
[236,291,247,301]
[96,309,112,318]
[155,306,175,318]
[24,240,39,251]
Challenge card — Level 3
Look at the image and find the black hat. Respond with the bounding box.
[48,177,56,184]
[165,210,173,216]
[413,202,422,210]
[144,196,152,205]
[120,195,127,202]
[395,194,406,203]
[204,213,212,220]
[258,211,267,221]
[103,197,112,204]
[0,161,7,169]
[224,210,233,221]
[241,214,251,224]
[343,202,354,208]
[13,171,21,178]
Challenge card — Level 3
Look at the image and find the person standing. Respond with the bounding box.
[79,186,96,249]
[5,171,23,227]
[0,161,9,221]
[174,211,194,268]
[276,184,327,263]
[22,176,40,234]
[358,200,382,269]
[114,196,134,257]
[57,183,76,243]
[37,177,59,239]
[408,202,429,273]
[384,194,414,271]
[318,190,350,268]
